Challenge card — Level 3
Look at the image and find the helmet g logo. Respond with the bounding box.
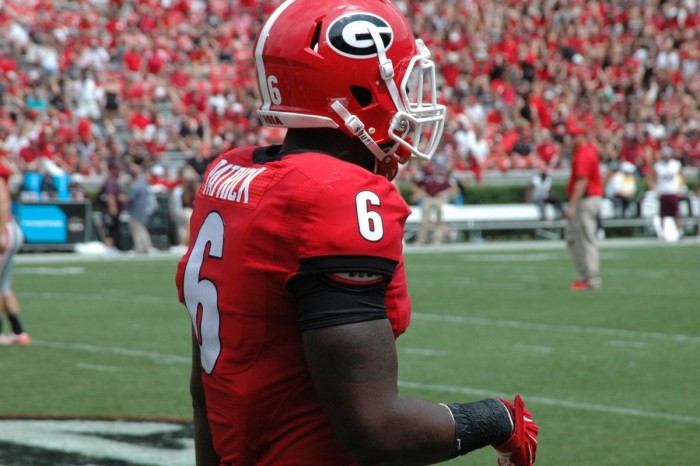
[327,13,393,58]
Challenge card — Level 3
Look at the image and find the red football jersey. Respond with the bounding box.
[176,146,412,465]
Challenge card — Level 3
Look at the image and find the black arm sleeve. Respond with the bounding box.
[444,399,513,456]
[287,255,397,332]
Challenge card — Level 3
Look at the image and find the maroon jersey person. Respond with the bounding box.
[176,1,538,465]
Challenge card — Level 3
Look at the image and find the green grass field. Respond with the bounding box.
[1,239,699,465]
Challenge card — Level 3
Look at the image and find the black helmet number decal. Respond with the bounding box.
[327,13,393,58]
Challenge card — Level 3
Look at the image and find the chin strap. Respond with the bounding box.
[331,100,387,160]
[330,100,399,181]
[373,153,399,181]
[330,100,387,160]
[367,26,406,115]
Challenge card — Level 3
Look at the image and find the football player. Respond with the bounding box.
[175,0,538,464]
[0,160,30,346]
[647,145,685,241]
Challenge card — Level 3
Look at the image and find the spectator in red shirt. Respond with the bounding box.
[127,103,152,133]
[565,126,603,291]
[0,0,697,193]
[534,129,561,169]
[18,137,44,169]
[122,44,143,73]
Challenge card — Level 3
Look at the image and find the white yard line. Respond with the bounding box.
[606,340,650,349]
[404,348,450,357]
[18,267,86,275]
[31,340,189,364]
[16,251,182,264]
[412,312,700,345]
[30,338,698,426]
[76,362,121,372]
[511,343,555,354]
[398,381,700,425]
[403,237,698,253]
[18,291,168,303]
[15,238,695,265]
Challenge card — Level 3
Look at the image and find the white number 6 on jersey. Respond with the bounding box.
[356,190,384,242]
[183,212,224,374]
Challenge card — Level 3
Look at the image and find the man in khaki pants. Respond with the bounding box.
[565,126,603,291]
[413,159,457,245]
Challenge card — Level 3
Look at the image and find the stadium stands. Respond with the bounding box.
[1,0,699,247]
[1,1,699,178]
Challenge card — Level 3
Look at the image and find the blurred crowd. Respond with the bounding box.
[0,0,699,194]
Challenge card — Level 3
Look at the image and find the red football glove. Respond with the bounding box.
[493,394,538,466]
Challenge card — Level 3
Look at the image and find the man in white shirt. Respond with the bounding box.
[605,161,638,218]
[647,146,685,240]
[527,166,562,221]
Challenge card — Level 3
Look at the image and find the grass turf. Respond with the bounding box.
[1,239,698,465]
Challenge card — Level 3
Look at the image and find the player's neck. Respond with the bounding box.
[282,128,375,172]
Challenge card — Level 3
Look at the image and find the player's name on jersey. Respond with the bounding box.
[202,160,267,204]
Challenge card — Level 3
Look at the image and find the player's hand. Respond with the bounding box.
[493,394,538,466]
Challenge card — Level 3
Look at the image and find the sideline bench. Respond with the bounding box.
[404,198,699,242]
[404,203,566,241]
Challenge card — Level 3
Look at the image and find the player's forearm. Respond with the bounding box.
[349,395,518,466]
[303,320,510,465]
[340,395,457,465]
[303,321,453,464]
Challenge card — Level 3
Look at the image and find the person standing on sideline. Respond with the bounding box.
[0,161,30,345]
[413,157,457,244]
[526,166,563,222]
[647,145,685,240]
[126,163,154,254]
[176,1,538,465]
[605,161,638,218]
[98,161,126,250]
[565,126,603,291]
[170,166,199,248]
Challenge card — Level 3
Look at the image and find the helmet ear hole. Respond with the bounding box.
[351,86,374,108]
[309,22,322,52]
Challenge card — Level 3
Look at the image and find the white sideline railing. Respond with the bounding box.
[404,196,699,241]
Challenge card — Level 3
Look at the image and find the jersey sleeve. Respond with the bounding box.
[297,174,409,265]
[291,169,412,337]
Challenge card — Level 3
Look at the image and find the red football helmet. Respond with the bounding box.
[254,0,446,179]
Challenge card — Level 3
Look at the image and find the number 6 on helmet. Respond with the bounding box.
[253,0,446,180]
